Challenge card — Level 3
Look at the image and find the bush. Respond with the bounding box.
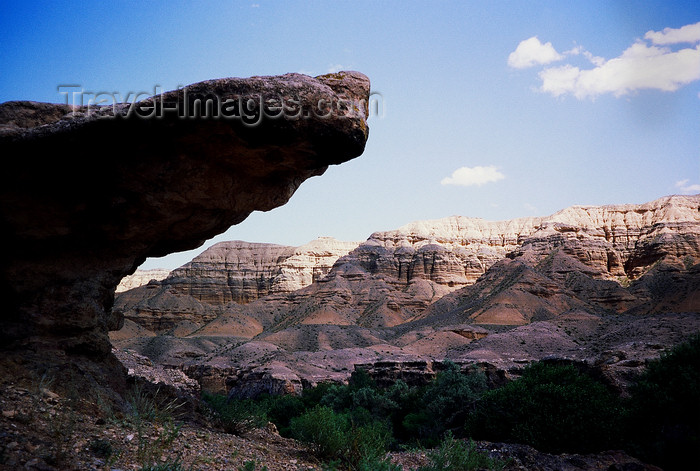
[202,393,268,435]
[403,362,486,444]
[348,420,394,465]
[290,404,394,469]
[417,432,506,471]
[260,393,305,436]
[467,362,622,454]
[290,405,350,460]
[624,334,700,470]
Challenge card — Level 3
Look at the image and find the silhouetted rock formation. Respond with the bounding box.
[0,71,370,395]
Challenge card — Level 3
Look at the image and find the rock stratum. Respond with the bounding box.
[113,194,700,398]
[0,71,371,397]
[116,237,360,331]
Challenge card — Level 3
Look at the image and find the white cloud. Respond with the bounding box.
[508,36,563,69]
[515,22,700,99]
[540,42,700,98]
[675,179,700,194]
[645,22,700,45]
[441,166,505,187]
[565,45,605,66]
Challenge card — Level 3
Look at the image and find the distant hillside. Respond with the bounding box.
[111,194,700,396]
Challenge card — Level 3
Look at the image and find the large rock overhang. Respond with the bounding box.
[0,72,370,368]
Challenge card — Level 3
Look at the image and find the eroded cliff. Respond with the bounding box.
[111,194,700,399]
[115,238,360,331]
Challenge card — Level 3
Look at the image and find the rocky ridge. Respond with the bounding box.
[119,195,700,335]
[112,194,700,400]
[244,194,700,329]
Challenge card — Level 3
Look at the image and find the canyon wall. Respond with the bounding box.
[118,194,700,335]
[116,238,360,331]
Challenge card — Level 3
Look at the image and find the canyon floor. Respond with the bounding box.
[0,375,661,471]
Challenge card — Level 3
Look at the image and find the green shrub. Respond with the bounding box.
[468,362,622,453]
[290,404,394,469]
[202,393,268,435]
[348,420,394,465]
[259,393,305,436]
[352,386,400,419]
[349,368,376,389]
[290,405,350,460]
[624,333,700,471]
[403,362,486,444]
[417,432,506,471]
[319,382,354,411]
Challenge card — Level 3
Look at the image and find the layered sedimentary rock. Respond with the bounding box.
[357,194,700,287]
[115,237,359,331]
[247,194,700,330]
[112,194,700,401]
[0,71,370,392]
[119,194,700,337]
[406,196,699,327]
[165,237,360,304]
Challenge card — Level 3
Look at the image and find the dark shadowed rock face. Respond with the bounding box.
[0,72,370,387]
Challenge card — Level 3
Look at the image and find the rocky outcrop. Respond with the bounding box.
[246,194,700,330]
[0,71,370,395]
[410,195,700,328]
[357,194,700,288]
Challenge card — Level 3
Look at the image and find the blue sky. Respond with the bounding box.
[2,1,699,269]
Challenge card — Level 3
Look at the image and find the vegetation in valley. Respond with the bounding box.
[203,334,700,471]
[622,333,700,471]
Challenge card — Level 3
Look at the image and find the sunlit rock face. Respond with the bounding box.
[116,269,171,293]
[355,194,700,288]
[117,194,700,335]
[0,71,370,383]
[277,194,700,326]
[114,238,361,331]
[166,237,361,305]
[111,195,700,400]
[407,194,700,327]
